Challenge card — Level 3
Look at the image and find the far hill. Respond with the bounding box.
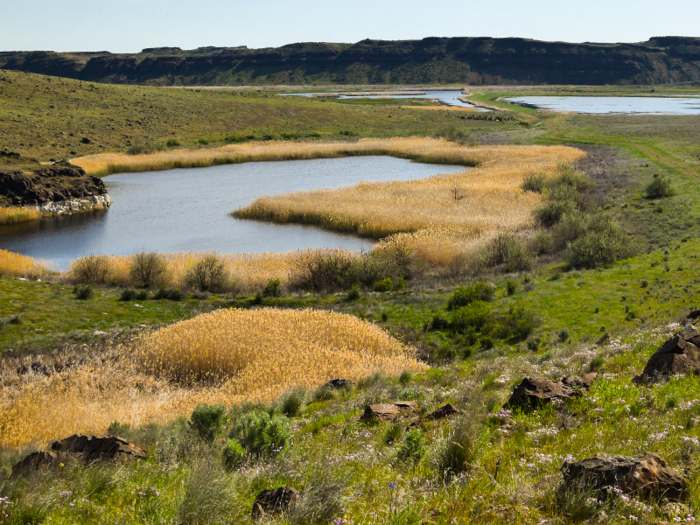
[2,36,700,86]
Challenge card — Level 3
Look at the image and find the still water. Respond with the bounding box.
[283,90,484,110]
[0,156,465,269]
[506,96,700,115]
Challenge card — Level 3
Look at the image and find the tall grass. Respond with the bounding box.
[0,249,53,279]
[0,309,427,449]
[0,206,41,226]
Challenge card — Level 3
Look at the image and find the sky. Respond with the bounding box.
[1,0,699,53]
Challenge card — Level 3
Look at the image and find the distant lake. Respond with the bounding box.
[506,96,700,115]
[0,157,465,269]
[282,90,486,110]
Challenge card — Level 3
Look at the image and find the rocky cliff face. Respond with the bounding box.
[0,163,109,207]
[1,37,700,86]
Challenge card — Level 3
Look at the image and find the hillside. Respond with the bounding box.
[2,36,700,86]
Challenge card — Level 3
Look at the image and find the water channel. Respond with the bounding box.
[506,96,700,115]
[0,156,465,269]
[282,90,484,110]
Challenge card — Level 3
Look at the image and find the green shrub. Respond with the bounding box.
[279,389,306,417]
[552,210,589,250]
[384,423,403,445]
[564,212,632,269]
[396,429,426,463]
[166,139,180,147]
[107,421,131,436]
[429,313,450,331]
[450,301,492,333]
[435,417,481,479]
[373,278,393,292]
[447,282,495,310]
[136,290,149,301]
[350,254,396,287]
[120,289,137,301]
[190,404,227,443]
[645,174,675,199]
[167,289,184,301]
[223,135,245,143]
[399,370,414,385]
[74,284,94,300]
[127,142,166,155]
[129,252,168,288]
[230,412,292,457]
[222,438,245,470]
[506,279,517,296]
[263,278,281,297]
[478,233,534,272]
[197,138,209,145]
[558,329,570,343]
[521,174,547,193]
[346,285,361,301]
[529,230,553,255]
[185,254,230,293]
[500,305,540,341]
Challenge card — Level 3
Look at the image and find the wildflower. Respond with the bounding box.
[388,482,397,490]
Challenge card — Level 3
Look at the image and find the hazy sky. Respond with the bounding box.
[1,0,699,52]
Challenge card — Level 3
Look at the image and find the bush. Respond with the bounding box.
[447,282,495,310]
[120,289,137,301]
[552,210,590,251]
[434,416,481,479]
[373,278,393,292]
[346,285,361,301]
[71,254,112,284]
[262,278,281,297]
[221,438,245,470]
[506,279,517,296]
[350,254,396,287]
[479,233,534,272]
[398,370,414,385]
[185,254,230,293]
[136,290,149,301]
[230,411,292,457]
[291,251,354,292]
[129,252,168,288]
[127,142,166,155]
[154,288,184,301]
[450,301,492,333]
[107,421,131,436]
[645,174,675,198]
[396,429,426,463]
[279,389,306,417]
[190,404,227,443]
[521,174,547,193]
[197,138,209,145]
[290,471,347,525]
[499,305,540,341]
[384,423,403,445]
[74,284,94,300]
[529,230,553,255]
[166,139,180,148]
[564,212,632,269]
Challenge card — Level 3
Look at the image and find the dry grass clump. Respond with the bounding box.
[0,309,426,449]
[73,137,485,176]
[0,206,42,226]
[0,249,53,279]
[234,142,585,240]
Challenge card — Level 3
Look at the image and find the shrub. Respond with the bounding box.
[346,285,361,301]
[222,438,245,471]
[434,416,481,479]
[384,423,403,445]
[74,284,94,300]
[120,289,137,301]
[127,142,166,155]
[564,212,632,269]
[506,279,517,296]
[450,301,492,333]
[279,388,306,417]
[429,313,450,331]
[136,290,149,301]
[290,471,347,525]
[396,429,426,463]
[71,254,112,284]
[373,278,393,292]
[521,174,547,193]
[291,251,354,292]
[190,404,227,443]
[184,254,230,293]
[350,254,396,287]
[197,138,209,145]
[529,230,553,255]
[166,139,180,147]
[129,252,168,288]
[312,385,335,402]
[399,370,414,385]
[552,210,590,251]
[262,278,281,297]
[447,282,495,310]
[230,411,292,457]
[107,421,131,436]
[479,233,534,272]
[558,329,570,343]
[645,174,675,199]
[500,305,539,341]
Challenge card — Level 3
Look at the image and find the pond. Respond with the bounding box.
[283,90,484,110]
[506,96,700,115]
[0,156,466,269]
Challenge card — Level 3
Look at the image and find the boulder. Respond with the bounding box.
[596,332,611,346]
[505,373,597,409]
[360,402,418,422]
[251,487,299,520]
[561,453,686,501]
[10,451,60,478]
[323,378,352,390]
[687,309,700,323]
[633,326,700,383]
[425,403,462,420]
[51,434,147,463]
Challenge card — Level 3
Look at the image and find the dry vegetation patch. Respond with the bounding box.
[0,308,426,449]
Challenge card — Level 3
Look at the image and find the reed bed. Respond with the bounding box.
[72,137,486,177]
[0,309,426,449]
[0,249,53,279]
[235,143,585,239]
[0,206,41,226]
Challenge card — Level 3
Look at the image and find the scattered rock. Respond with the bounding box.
[425,403,462,420]
[251,487,299,520]
[51,434,147,463]
[81,137,92,144]
[11,451,60,478]
[360,402,419,422]
[633,326,700,383]
[323,378,352,390]
[0,149,20,159]
[504,373,597,409]
[595,332,611,346]
[18,362,51,376]
[561,452,686,501]
[687,309,700,323]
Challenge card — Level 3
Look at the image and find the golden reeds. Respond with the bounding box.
[0,206,42,226]
[0,249,53,279]
[0,309,427,449]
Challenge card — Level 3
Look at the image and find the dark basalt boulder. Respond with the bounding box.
[251,487,299,519]
[323,378,352,390]
[425,403,462,420]
[562,452,687,501]
[504,373,597,410]
[633,326,700,383]
[11,451,60,478]
[0,163,107,206]
[360,401,419,422]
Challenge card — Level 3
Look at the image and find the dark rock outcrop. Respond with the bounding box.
[360,401,419,422]
[323,378,352,390]
[505,373,597,409]
[251,487,299,520]
[633,326,700,383]
[562,453,687,501]
[425,403,462,420]
[11,451,60,477]
[0,163,107,206]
